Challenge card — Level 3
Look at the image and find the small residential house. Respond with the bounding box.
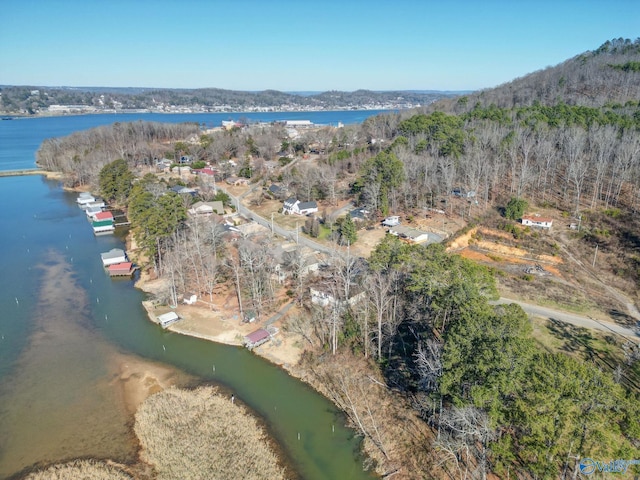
[183,293,197,305]
[389,225,430,244]
[100,248,127,266]
[310,287,366,308]
[350,208,370,222]
[171,165,192,175]
[382,216,400,227]
[268,184,287,198]
[522,215,553,229]
[225,176,250,186]
[192,167,217,177]
[170,185,197,195]
[282,197,318,215]
[188,201,225,216]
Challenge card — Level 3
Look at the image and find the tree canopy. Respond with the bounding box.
[99,158,133,205]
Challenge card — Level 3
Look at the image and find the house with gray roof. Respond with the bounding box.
[282,197,318,215]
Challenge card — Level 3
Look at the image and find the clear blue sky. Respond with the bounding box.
[1,0,638,92]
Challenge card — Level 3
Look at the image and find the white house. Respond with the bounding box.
[382,215,400,227]
[522,215,553,229]
[183,293,197,305]
[282,197,318,215]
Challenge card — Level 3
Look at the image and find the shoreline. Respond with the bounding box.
[133,260,305,374]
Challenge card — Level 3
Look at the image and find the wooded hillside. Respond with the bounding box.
[34,38,640,479]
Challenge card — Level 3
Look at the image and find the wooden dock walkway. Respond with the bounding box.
[0,169,46,177]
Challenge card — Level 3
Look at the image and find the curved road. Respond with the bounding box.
[494,297,639,339]
[220,184,639,341]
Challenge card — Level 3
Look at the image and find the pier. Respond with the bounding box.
[0,169,46,177]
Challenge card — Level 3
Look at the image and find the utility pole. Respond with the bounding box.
[592,244,598,267]
[271,212,274,236]
[296,220,299,245]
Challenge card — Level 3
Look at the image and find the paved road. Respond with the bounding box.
[219,185,640,341]
[265,301,294,326]
[221,185,341,256]
[494,297,639,339]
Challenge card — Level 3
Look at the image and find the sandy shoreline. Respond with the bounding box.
[135,274,305,372]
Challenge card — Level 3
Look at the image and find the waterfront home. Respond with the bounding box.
[100,248,127,266]
[522,215,553,229]
[282,197,318,215]
[108,262,135,277]
[157,311,180,329]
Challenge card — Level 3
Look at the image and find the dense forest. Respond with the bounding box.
[35,38,640,479]
[0,85,455,114]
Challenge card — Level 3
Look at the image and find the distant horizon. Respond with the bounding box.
[1,0,638,91]
[0,84,474,95]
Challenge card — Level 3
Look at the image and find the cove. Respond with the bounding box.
[0,177,376,479]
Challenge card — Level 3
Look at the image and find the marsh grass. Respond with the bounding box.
[23,459,133,480]
[134,386,287,480]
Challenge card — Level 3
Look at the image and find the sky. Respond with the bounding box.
[1,0,638,92]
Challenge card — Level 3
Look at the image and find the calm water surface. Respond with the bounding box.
[0,113,381,479]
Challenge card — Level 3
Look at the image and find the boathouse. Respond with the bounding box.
[157,311,180,329]
[101,248,127,266]
[92,211,114,222]
[93,220,115,234]
[77,193,96,206]
[244,328,271,350]
[108,262,135,277]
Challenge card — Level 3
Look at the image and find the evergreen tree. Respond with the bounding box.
[99,158,133,205]
[504,197,528,220]
[337,215,357,245]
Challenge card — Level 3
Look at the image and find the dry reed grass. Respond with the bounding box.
[23,459,133,480]
[134,386,287,480]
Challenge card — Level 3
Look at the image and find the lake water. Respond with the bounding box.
[0,112,384,479]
